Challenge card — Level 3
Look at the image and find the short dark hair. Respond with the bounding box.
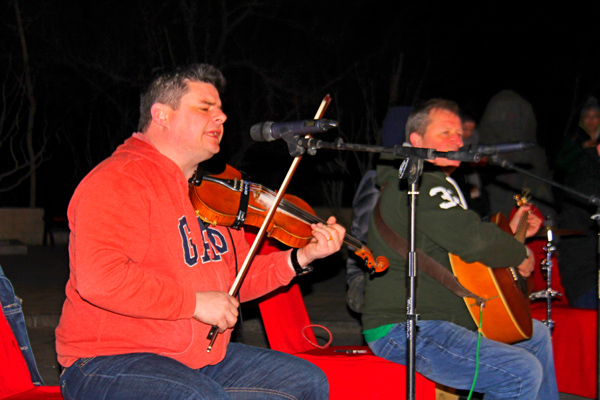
[581,96,600,117]
[138,64,226,132]
[405,99,461,137]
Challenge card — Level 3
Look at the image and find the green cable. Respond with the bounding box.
[467,304,484,400]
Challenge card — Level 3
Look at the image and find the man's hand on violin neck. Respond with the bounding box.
[297,216,345,266]
[193,291,239,333]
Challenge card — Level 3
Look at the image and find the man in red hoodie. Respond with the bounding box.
[56,64,344,399]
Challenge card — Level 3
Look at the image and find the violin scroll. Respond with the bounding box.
[355,246,389,274]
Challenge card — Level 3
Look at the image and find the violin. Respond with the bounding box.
[189,164,388,274]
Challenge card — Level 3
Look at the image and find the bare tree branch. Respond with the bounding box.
[0,0,52,204]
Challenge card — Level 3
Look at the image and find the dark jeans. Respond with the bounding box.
[60,343,328,400]
[0,264,45,385]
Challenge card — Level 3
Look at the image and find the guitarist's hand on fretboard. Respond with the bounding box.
[509,205,542,239]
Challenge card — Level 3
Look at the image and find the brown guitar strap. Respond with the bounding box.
[373,199,485,306]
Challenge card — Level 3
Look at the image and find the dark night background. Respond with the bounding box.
[1,0,599,221]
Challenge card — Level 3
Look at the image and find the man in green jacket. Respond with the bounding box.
[362,99,558,400]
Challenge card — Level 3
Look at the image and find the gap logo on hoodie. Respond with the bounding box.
[178,216,229,266]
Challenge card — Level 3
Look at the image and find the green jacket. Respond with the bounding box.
[362,164,527,335]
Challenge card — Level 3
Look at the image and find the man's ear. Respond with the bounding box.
[409,132,422,147]
[150,103,170,127]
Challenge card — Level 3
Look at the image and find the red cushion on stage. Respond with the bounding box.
[2,387,64,400]
[532,303,597,399]
[0,303,34,398]
[293,347,435,399]
[0,300,63,399]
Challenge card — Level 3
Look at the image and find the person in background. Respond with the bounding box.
[453,113,490,218]
[477,89,555,220]
[556,146,600,309]
[460,113,479,147]
[552,96,600,309]
[555,96,600,183]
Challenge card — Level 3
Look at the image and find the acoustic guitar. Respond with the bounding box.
[449,194,533,344]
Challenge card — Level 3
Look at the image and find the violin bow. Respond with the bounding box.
[206,95,332,351]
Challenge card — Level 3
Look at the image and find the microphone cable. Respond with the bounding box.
[467,304,485,400]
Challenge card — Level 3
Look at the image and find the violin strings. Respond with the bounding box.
[248,183,325,224]
[247,182,361,248]
[208,177,360,245]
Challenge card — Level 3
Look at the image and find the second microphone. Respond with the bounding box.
[250,119,338,142]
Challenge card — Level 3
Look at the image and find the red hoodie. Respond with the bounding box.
[55,133,295,368]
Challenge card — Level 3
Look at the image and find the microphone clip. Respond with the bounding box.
[285,136,306,157]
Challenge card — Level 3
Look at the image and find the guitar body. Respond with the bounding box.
[449,212,532,344]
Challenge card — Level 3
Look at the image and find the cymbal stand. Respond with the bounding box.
[529,226,561,332]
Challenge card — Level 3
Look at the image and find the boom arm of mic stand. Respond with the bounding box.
[293,137,482,162]
[489,155,600,207]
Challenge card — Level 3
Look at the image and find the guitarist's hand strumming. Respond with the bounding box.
[516,247,535,277]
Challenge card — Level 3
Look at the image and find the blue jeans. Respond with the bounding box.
[0,265,45,385]
[59,342,328,400]
[367,320,558,400]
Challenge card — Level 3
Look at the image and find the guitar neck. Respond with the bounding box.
[513,212,528,243]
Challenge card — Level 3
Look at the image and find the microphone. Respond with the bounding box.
[462,142,536,155]
[250,119,338,142]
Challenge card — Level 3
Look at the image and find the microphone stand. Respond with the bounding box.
[205,96,332,351]
[399,156,424,400]
[487,156,600,207]
[593,210,600,400]
[596,212,600,400]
